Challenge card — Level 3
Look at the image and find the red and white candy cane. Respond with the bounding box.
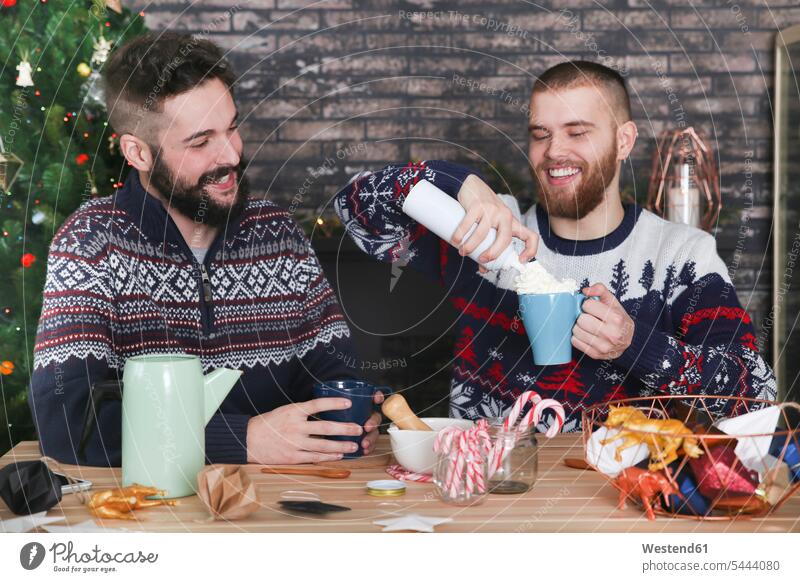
[467,424,491,495]
[385,465,432,483]
[433,420,491,499]
[529,398,565,438]
[518,397,565,437]
[449,433,467,497]
[502,391,542,431]
[489,392,565,477]
[489,391,539,475]
[488,437,506,478]
[434,427,460,495]
[468,421,492,494]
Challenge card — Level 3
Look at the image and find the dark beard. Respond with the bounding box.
[148,154,250,229]
[533,138,619,220]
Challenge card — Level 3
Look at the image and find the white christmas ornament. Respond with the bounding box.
[16,60,34,88]
[32,211,46,225]
[91,36,113,66]
[81,71,106,109]
[373,513,453,533]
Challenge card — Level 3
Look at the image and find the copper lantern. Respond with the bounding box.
[646,127,722,232]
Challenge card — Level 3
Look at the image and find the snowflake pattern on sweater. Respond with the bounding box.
[35,198,349,370]
[334,161,777,433]
[30,171,356,466]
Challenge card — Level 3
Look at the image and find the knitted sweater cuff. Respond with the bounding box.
[205,413,250,464]
[613,318,674,380]
[425,160,477,198]
[394,160,476,202]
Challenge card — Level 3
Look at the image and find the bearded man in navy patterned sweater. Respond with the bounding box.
[335,61,776,433]
[29,33,384,466]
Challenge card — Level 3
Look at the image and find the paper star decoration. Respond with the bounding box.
[42,520,136,533]
[373,513,453,533]
[1,511,65,533]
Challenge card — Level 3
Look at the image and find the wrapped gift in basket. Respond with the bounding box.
[582,395,800,521]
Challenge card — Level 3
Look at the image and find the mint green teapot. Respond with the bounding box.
[121,354,242,498]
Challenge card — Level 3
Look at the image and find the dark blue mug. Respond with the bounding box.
[312,380,393,458]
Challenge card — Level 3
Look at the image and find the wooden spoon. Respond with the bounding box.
[563,458,594,471]
[261,466,351,479]
[713,494,770,515]
[381,394,433,431]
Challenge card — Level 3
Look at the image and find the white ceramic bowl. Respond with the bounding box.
[388,417,474,474]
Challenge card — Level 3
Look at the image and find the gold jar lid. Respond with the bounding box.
[366,480,406,497]
[367,487,406,497]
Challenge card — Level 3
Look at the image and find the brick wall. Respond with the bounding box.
[130,0,799,357]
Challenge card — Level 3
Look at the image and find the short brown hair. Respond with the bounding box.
[532,60,631,124]
[102,31,236,140]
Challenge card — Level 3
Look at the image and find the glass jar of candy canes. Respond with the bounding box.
[432,422,491,506]
[486,418,539,494]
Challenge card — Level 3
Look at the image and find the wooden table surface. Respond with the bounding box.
[2,435,799,532]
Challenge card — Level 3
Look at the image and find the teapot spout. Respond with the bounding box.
[203,368,243,424]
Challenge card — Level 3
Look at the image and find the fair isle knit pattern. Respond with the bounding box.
[30,171,355,466]
[34,199,349,371]
[334,160,777,434]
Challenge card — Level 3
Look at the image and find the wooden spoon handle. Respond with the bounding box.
[260,467,351,479]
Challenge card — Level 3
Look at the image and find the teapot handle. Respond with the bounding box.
[78,379,122,461]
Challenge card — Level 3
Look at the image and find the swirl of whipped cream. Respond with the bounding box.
[514,261,578,294]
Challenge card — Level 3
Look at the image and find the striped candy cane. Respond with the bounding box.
[489,391,540,475]
[385,465,433,483]
[489,391,566,478]
[457,433,470,497]
[445,433,463,497]
[473,420,491,494]
[502,391,542,431]
[439,428,460,496]
[435,426,461,497]
[490,391,538,475]
[433,420,492,501]
[530,398,566,438]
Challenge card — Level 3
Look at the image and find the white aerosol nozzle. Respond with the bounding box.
[506,254,525,272]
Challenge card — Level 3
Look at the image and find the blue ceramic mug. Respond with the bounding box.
[518,292,597,366]
[312,380,393,458]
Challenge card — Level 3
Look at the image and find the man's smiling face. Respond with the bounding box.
[527,84,622,220]
[146,78,247,227]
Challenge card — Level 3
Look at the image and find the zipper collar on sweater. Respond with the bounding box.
[113,170,243,262]
[535,202,643,257]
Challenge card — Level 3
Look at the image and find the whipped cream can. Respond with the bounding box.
[402,179,523,271]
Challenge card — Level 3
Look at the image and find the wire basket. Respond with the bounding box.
[582,395,800,521]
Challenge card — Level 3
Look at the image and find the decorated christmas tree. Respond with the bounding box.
[0,0,146,454]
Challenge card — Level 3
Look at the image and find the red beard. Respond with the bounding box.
[533,140,619,220]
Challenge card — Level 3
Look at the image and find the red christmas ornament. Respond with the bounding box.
[75,153,90,166]
[0,361,13,376]
[21,253,36,268]
[1,0,18,8]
